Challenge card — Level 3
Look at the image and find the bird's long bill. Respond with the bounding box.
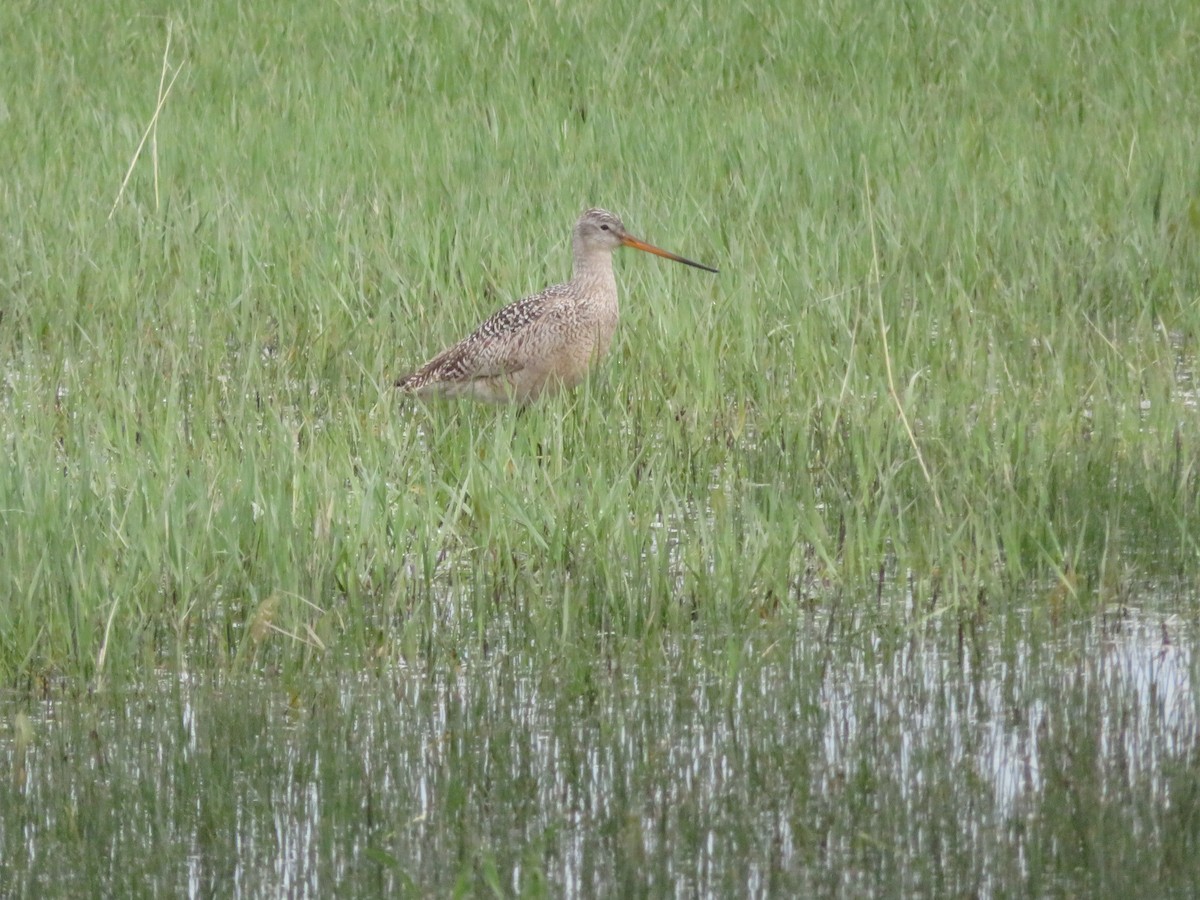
[621,234,719,274]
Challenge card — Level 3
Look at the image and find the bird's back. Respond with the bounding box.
[396,277,618,403]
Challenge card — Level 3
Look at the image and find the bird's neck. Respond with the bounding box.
[570,246,617,295]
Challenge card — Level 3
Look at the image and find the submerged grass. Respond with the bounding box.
[5,615,1200,896]
[2,0,1200,684]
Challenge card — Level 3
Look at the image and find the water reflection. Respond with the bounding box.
[3,604,1199,896]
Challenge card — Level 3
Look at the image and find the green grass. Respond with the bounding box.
[5,2,1200,894]
[2,0,1200,686]
[5,618,1199,896]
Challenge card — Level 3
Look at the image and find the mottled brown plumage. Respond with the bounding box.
[395,208,717,403]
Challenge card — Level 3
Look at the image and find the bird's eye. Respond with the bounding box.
[600,224,609,231]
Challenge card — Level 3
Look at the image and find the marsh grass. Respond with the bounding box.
[1,0,1199,687]
[5,4,1200,893]
[5,614,1199,896]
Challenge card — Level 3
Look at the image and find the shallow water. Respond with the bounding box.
[3,602,1199,897]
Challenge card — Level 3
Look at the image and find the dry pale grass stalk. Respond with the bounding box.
[108,22,183,219]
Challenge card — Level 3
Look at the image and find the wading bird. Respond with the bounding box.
[395,208,718,403]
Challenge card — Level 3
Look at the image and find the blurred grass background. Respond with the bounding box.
[1,0,1199,685]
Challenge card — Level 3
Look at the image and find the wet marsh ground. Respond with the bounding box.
[3,0,1200,894]
[6,606,1199,895]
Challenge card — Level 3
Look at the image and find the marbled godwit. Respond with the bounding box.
[395,208,718,403]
